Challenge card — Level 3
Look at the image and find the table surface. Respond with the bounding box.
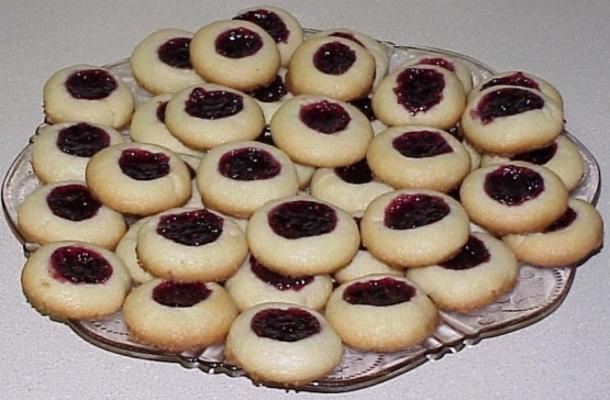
[1,1,609,399]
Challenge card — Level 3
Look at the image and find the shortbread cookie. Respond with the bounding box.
[190,20,280,91]
[130,28,205,94]
[334,250,403,284]
[32,122,125,183]
[469,71,563,106]
[86,143,191,215]
[287,36,375,101]
[325,275,438,352]
[21,241,131,320]
[361,189,470,268]
[367,126,471,192]
[503,198,603,267]
[402,54,473,93]
[114,217,154,284]
[136,208,248,282]
[247,196,360,276]
[248,70,293,122]
[349,96,387,135]
[372,64,466,129]
[180,154,204,208]
[459,162,569,235]
[165,83,265,150]
[196,141,299,218]
[225,302,343,386]
[123,279,238,351]
[18,181,126,249]
[270,95,373,167]
[43,65,134,128]
[225,255,333,311]
[407,233,518,312]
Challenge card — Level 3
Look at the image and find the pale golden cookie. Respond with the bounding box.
[334,250,403,284]
[468,71,563,106]
[114,217,154,284]
[402,54,473,93]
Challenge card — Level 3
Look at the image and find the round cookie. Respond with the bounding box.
[402,53,473,93]
[32,122,125,183]
[334,250,403,284]
[325,275,438,352]
[18,181,126,249]
[123,279,238,351]
[287,36,375,101]
[114,217,154,284]
[165,83,265,150]
[86,142,191,215]
[43,65,134,128]
[130,28,205,94]
[468,71,563,106]
[248,70,293,123]
[21,241,131,320]
[225,302,343,386]
[190,20,280,91]
[502,198,603,267]
[406,233,518,312]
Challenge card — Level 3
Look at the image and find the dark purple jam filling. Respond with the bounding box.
[393,68,445,115]
[484,165,544,206]
[392,130,453,158]
[250,256,314,291]
[156,101,168,123]
[511,142,558,165]
[157,37,192,69]
[447,124,463,141]
[118,148,170,181]
[65,69,117,100]
[472,88,544,124]
[50,245,112,284]
[440,235,491,270]
[157,209,223,246]
[334,158,373,184]
[234,9,289,43]
[268,200,337,239]
[313,41,356,75]
[350,97,376,121]
[218,147,281,180]
[480,72,540,92]
[418,57,456,72]
[185,88,243,120]
[47,184,101,221]
[56,122,110,157]
[299,100,351,134]
[384,193,450,230]
[329,31,364,47]
[248,75,287,103]
[544,207,577,232]
[343,277,415,306]
[152,281,211,307]
[215,27,263,58]
[251,308,320,342]
[255,125,275,146]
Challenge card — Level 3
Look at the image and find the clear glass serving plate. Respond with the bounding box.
[1,33,601,392]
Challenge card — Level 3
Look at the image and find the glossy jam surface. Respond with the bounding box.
[251,308,320,342]
[313,41,356,75]
[384,193,450,230]
[157,37,192,69]
[511,142,558,165]
[440,235,491,270]
[65,69,117,100]
[299,100,351,134]
[50,245,112,284]
[250,256,314,291]
[544,207,577,232]
[157,209,223,246]
[234,9,289,43]
[119,148,170,181]
[156,101,168,123]
[218,147,281,180]
[255,126,275,146]
[248,75,287,103]
[343,277,415,306]
[47,184,101,221]
[350,97,376,121]
[152,281,211,307]
[418,57,456,72]
[185,88,243,120]
[56,122,110,157]
[473,88,544,124]
[268,200,337,239]
[484,165,544,206]
[480,72,540,91]
[215,27,263,58]
[329,31,364,47]
[392,130,453,158]
[334,159,373,184]
[394,68,445,114]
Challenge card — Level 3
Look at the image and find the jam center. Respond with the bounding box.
[268,200,337,239]
[384,193,450,230]
[118,148,170,181]
[65,69,117,100]
[480,72,540,91]
[234,9,289,43]
[511,142,558,165]
[218,147,281,181]
[153,281,211,307]
[544,207,577,232]
[473,88,545,124]
[215,27,263,58]
[157,209,224,246]
[250,256,314,291]
[185,88,243,120]
[392,130,453,158]
[251,308,320,342]
[334,158,373,184]
[343,278,415,306]
[313,41,356,75]
[484,165,545,206]
[50,245,112,284]
[248,75,287,103]
[56,122,110,157]
[157,37,192,69]
[47,184,101,221]
[300,100,351,134]
[394,68,445,115]
[440,235,491,270]
[349,97,376,121]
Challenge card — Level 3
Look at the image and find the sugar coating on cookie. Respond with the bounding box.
[21,241,131,320]
[32,122,125,183]
[43,65,134,128]
[248,69,293,123]
[325,275,438,352]
[468,71,563,106]
[123,279,238,351]
[114,217,155,284]
[402,54,473,93]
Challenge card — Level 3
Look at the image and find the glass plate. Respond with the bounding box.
[1,33,601,392]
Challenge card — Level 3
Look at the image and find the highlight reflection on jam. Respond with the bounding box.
[218,147,281,180]
[56,122,110,157]
[544,207,577,232]
[47,184,101,221]
[313,41,356,75]
[334,159,373,184]
[234,9,289,43]
[440,235,490,270]
[215,27,263,58]
[157,209,223,246]
[250,256,314,291]
[349,97,376,121]
[511,142,558,165]
[268,200,337,239]
[394,68,445,115]
[157,37,192,69]
[300,100,351,134]
[248,75,287,103]
[384,193,450,230]
[153,281,211,307]
[392,130,453,158]
[185,88,243,120]
[472,88,544,124]
[343,277,415,306]
[119,149,170,181]
[480,72,540,92]
[50,245,113,284]
[65,69,117,100]
[251,308,320,342]
[484,165,544,206]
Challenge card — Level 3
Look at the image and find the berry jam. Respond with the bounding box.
[392,130,453,158]
[234,9,289,43]
[447,124,463,141]
[268,200,337,239]
[250,256,314,291]
[50,245,112,284]
[152,281,211,307]
[248,75,287,103]
[440,235,491,270]
[384,193,450,230]
[472,88,544,124]
[185,88,243,120]
[417,57,456,72]
[343,277,415,306]
[65,69,117,100]
[251,308,320,342]
[334,158,373,184]
[393,68,445,114]
[544,207,577,232]
[218,147,281,180]
[350,97,376,121]
[119,149,170,181]
[511,142,558,165]
[157,209,223,246]
[47,184,101,221]
[313,41,356,75]
[255,125,275,146]
[480,72,540,92]
[299,100,351,134]
[329,31,365,47]
[484,165,544,206]
[56,122,110,157]
[156,101,168,123]
[215,27,263,58]
[157,37,192,69]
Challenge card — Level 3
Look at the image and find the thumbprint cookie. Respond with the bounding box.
[248,69,293,123]
[402,54,473,93]
[468,71,563,106]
